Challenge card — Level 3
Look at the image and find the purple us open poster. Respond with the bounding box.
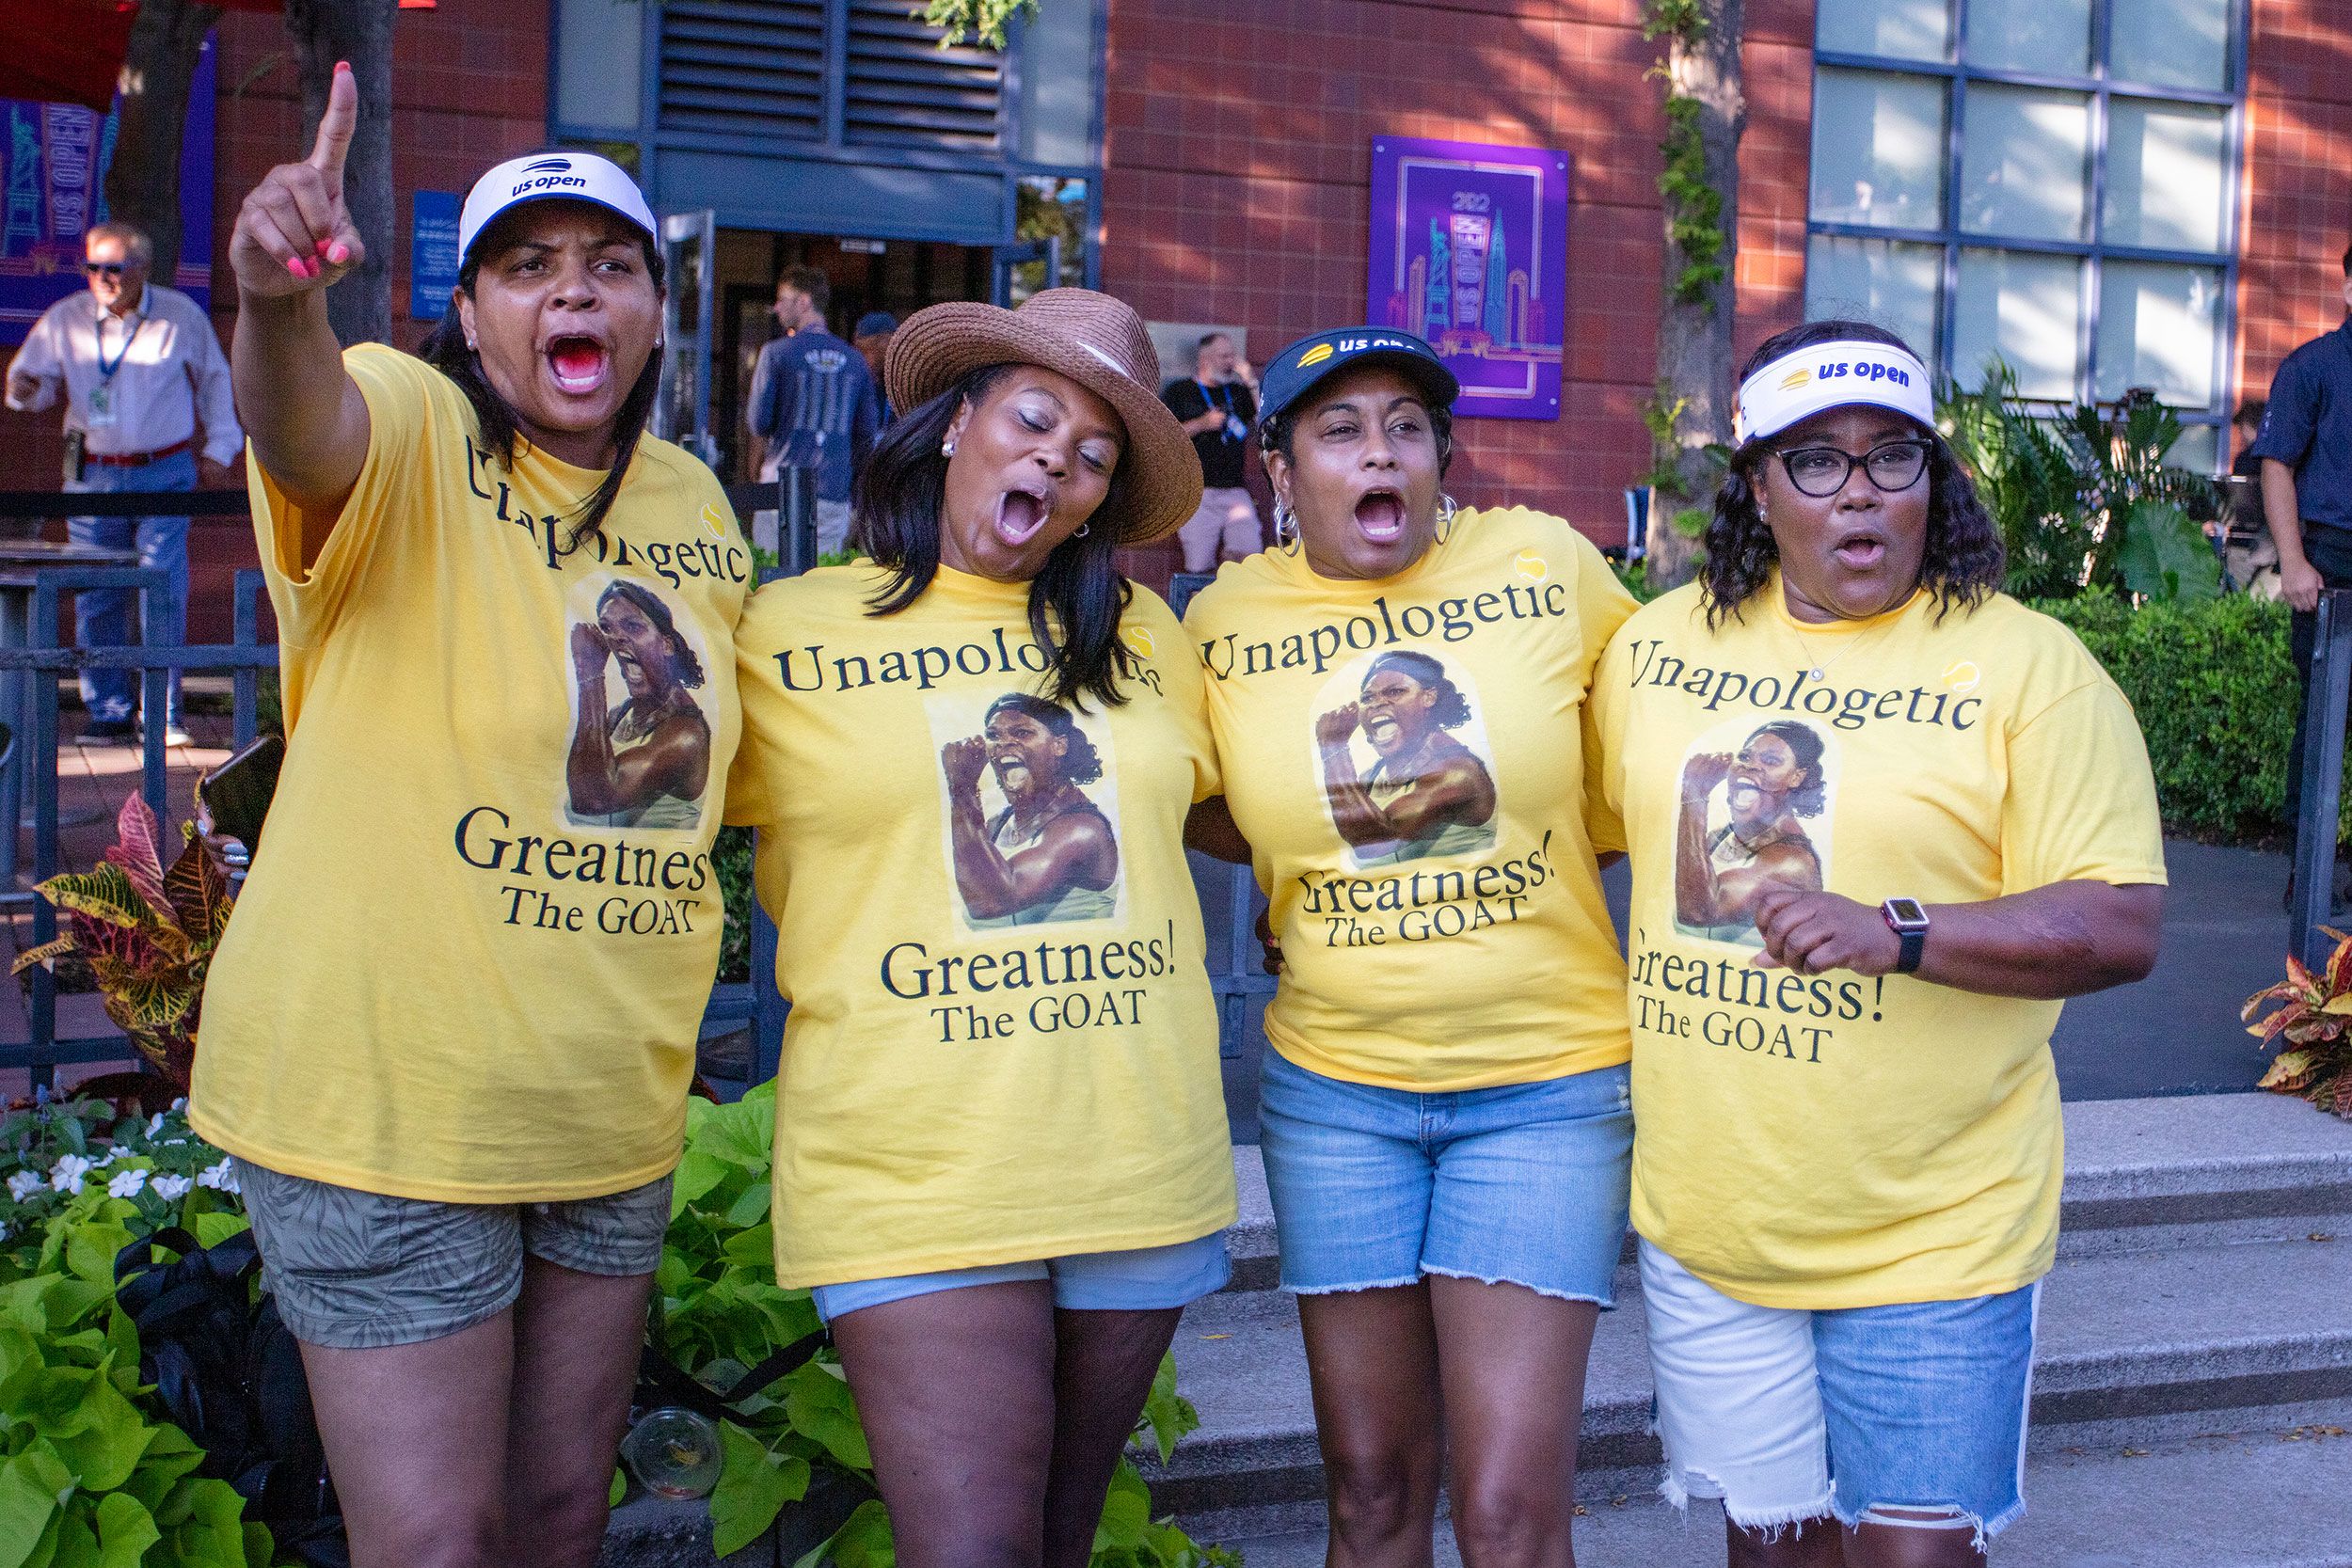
[1368,136,1569,421]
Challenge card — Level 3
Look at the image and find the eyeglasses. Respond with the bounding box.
[1776,439,1931,499]
[82,262,129,278]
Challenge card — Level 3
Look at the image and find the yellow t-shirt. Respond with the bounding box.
[191,344,749,1202]
[726,562,1236,1287]
[1183,507,1638,1091]
[1588,579,2169,1307]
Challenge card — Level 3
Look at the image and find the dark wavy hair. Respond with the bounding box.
[985,692,1104,785]
[1702,319,2004,627]
[1365,649,1471,729]
[417,193,666,557]
[1746,721,1827,818]
[596,578,705,689]
[853,364,1138,709]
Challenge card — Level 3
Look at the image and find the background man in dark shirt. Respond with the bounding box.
[2249,241,2352,829]
[1161,332,1262,572]
[748,265,880,556]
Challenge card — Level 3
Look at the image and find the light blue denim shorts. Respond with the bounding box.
[1642,1241,2041,1548]
[808,1230,1232,1323]
[1257,1050,1632,1304]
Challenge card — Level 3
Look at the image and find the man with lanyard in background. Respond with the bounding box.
[1162,331,1263,574]
[2249,239,2352,877]
[6,220,240,745]
[747,264,880,559]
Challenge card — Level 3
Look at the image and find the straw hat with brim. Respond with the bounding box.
[883,289,1204,545]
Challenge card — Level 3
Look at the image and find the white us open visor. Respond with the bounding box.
[458,151,658,265]
[1733,341,1935,445]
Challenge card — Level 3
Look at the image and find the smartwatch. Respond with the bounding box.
[1882,897,1930,974]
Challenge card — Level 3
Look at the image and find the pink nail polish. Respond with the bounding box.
[285,257,305,277]
[327,243,349,265]
[314,238,330,255]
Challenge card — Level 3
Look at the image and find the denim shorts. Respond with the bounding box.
[808,1229,1232,1323]
[239,1159,673,1351]
[1257,1049,1632,1303]
[1641,1241,2041,1548]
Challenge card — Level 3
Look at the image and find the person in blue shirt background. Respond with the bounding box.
[853,310,898,425]
[749,265,881,555]
[2249,240,2352,838]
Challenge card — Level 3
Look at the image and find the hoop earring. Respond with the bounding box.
[1435,493,1459,541]
[1273,499,1296,546]
[1074,523,1090,538]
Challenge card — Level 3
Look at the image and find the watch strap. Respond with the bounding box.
[1894,926,1925,974]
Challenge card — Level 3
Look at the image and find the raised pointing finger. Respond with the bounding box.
[307,60,358,186]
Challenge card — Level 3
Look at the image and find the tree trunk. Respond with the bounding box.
[1645,0,1745,589]
[102,0,224,287]
[284,0,396,345]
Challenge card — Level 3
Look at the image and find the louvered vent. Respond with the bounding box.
[659,0,828,140]
[843,0,1005,150]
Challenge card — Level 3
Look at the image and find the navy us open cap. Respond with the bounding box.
[1256,327,1461,430]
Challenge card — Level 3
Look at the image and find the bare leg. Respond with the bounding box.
[1425,1277,1597,1568]
[1844,1513,1987,1568]
[298,1312,514,1568]
[1296,1285,1445,1568]
[1726,1515,1844,1568]
[504,1256,657,1567]
[1041,1307,1185,1568]
[831,1281,1060,1568]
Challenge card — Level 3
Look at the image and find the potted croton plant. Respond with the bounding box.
[2243,928,2352,1118]
[11,789,235,1094]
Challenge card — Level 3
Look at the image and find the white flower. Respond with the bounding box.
[6,1170,42,1201]
[107,1167,148,1199]
[91,1148,119,1169]
[147,1113,167,1136]
[169,1098,186,1112]
[161,1136,188,1148]
[49,1153,90,1196]
[150,1174,192,1201]
[196,1159,238,1193]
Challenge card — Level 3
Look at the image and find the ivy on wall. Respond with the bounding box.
[1643,0,1727,309]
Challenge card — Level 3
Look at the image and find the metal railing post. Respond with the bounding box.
[2291,588,2352,971]
[232,570,263,749]
[783,463,818,576]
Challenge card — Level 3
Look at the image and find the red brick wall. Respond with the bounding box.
[1100,0,1813,546]
[0,1,549,638]
[2235,0,2352,408]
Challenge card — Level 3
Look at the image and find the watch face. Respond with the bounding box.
[1884,897,1928,927]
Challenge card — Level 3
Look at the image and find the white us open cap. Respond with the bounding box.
[457,151,658,266]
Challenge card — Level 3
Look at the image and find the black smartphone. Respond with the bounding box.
[198,734,284,853]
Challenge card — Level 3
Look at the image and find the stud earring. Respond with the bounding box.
[942,438,957,458]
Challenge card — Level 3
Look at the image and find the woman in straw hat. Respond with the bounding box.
[727,289,1234,1568]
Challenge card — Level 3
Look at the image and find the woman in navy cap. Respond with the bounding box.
[1184,326,1638,1568]
[194,68,748,1567]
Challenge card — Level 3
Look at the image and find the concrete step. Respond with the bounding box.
[1221,1424,2352,1568]
[1214,1093,2352,1300]
[1148,1228,2352,1541]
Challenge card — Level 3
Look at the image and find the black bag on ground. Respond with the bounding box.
[115,1227,350,1568]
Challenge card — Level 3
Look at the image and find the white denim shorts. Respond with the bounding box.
[1641,1240,2041,1549]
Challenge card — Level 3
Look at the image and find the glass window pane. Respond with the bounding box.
[2104,100,2227,252]
[1804,236,1944,365]
[1810,70,1948,230]
[555,0,644,132]
[1817,0,1951,61]
[2095,261,2222,406]
[1953,248,2083,399]
[2167,422,2220,474]
[2109,0,2232,90]
[1015,0,1100,166]
[1958,85,2090,242]
[1963,0,2090,75]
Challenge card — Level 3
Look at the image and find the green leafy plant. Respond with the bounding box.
[2243,929,2352,1117]
[10,794,235,1090]
[919,0,1038,49]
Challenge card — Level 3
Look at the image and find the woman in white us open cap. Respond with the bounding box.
[1586,320,2166,1565]
[195,67,754,1568]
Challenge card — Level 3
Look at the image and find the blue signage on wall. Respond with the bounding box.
[410,190,461,321]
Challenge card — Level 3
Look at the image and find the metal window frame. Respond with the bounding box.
[545,0,1106,273]
[1805,0,2250,451]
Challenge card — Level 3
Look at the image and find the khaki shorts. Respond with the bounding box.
[239,1160,673,1351]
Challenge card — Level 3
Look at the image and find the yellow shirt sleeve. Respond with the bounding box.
[247,343,441,649]
[2000,678,2169,892]
[724,581,792,830]
[1569,533,1639,857]
[1133,588,1221,803]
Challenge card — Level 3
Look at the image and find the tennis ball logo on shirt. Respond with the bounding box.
[1121,626,1157,659]
[699,503,729,542]
[1942,659,1981,694]
[1512,550,1549,583]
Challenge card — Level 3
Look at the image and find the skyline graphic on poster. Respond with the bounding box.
[1370,135,1568,421]
[0,36,216,346]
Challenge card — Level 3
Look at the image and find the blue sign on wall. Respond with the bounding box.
[410,190,460,321]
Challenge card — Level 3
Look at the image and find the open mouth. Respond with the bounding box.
[1365,713,1402,746]
[1833,531,1887,571]
[992,752,1032,787]
[548,335,611,397]
[993,487,1053,548]
[1355,489,1406,544]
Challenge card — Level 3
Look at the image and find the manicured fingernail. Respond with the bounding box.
[303,258,322,279]
[314,238,330,255]
[327,243,348,265]
[285,257,306,277]
[335,60,350,73]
